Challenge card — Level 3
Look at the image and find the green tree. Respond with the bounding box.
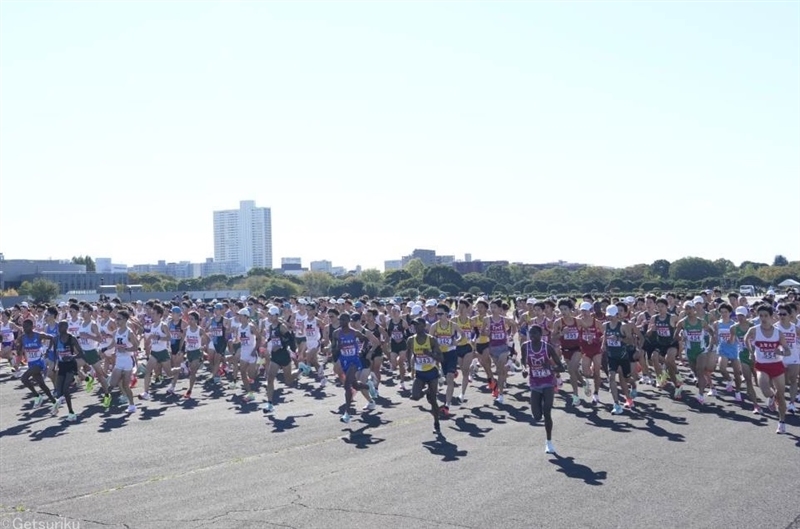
[262,278,301,297]
[396,278,423,292]
[484,264,513,287]
[405,259,426,278]
[247,267,274,277]
[302,271,334,297]
[463,273,498,295]
[26,279,59,302]
[398,287,420,299]
[740,261,768,270]
[423,265,464,289]
[384,269,412,286]
[71,255,96,272]
[738,275,766,288]
[440,283,460,295]
[773,255,789,267]
[421,286,441,298]
[360,269,383,284]
[669,257,718,282]
[650,259,671,279]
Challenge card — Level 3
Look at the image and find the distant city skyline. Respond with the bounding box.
[1,3,797,270]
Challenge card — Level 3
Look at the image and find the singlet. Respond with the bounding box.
[150,322,169,352]
[208,316,227,345]
[411,335,436,372]
[304,318,321,342]
[78,319,98,351]
[717,320,737,357]
[456,316,472,347]
[488,317,507,347]
[21,333,43,362]
[142,314,153,334]
[525,340,555,389]
[0,322,14,345]
[684,319,705,355]
[294,312,307,338]
[168,319,183,346]
[734,323,750,353]
[338,330,360,359]
[753,326,781,364]
[184,326,202,352]
[653,315,675,345]
[432,322,457,352]
[55,334,79,363]
[604,321,626,359]
[268,323,292,352]
[474,315,489,344]
[387,319,407,344]
[114,327,133,355]
[776,322,798,357]
[66,317,81,337]
[559,317,581,350]
[517,312,530,337]
[43,322,58,354]
[580,317,602,354]
[424,313,437,327]
[238,323,256,355]
[97,318,114,349]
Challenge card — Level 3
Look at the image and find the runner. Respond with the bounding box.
[182,310,209,399]
[775,303,799,413]
[331,312,380,423]
[454,298,475,402]
[140,304,178,400]
[406,317,444,434]
[744,304,790,433]
[480,298,517,404]
[521,323,563,454]
[51,320,86,421]
[551,299,583,406]
[430,303,462,417]
[15,318,57,409]
[386,305,410,391]
[102,310,140,414]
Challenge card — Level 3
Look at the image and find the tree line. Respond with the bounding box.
[5,255,796,303]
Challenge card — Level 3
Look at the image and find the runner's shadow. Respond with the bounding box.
[468,406,507,425]
[450,416,492,438]
[266,413,313,433]
[341,425,385,449]
[179,398,206,410]
[629,402,688,426]
[498,402,532,424]
[138,405,169,421]
[28,423,68,441]
[634,417,685,442]
[303,386,329,401]
[201,381,227,400]
[549,454,607,485]
[571,408,632,433]
[685,401,766,426]
[422,437,468,462]
[0,418,42,437]
[358,412,392,428]
[97,414,131,432]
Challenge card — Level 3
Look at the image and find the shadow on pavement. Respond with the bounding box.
[449,416,492,438]
[549,454,607,485]
[266,413,313,433]
[422,437,468,462]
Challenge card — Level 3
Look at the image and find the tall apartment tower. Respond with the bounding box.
[213,200,272,271]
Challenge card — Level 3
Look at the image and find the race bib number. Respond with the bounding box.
[341,345,357,357]
[530,368,550,378]
[564,331,579,341]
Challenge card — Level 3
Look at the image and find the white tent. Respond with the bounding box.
[778,278,800,287]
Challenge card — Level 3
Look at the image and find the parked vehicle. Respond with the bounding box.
[739,285,755,296]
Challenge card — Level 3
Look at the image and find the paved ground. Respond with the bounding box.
[1,365,798,529]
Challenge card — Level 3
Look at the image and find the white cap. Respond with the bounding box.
[268,306,280,316]
[298,299,308,305]
[692,296,704,305]
[58,302,67,308]
[406,301,414,308]
[329,298,336,303]
[624,296,636,304]
[767,289,775,295]
[425,299,437,307]
[605,305,618,317]
[336,298,345,304]
[579,302,592,311]
[526,298,537,305]
[735,306,749,316]
[411,305,423,315]
[683,300,695,309]
[21,302,29,308]
[237,308,250,316]
[240,296,247,301]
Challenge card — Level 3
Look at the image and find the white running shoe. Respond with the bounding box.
[126,404,136,413]
[340,412,351,423]
[363,401,376,411]
[545,440,556,454]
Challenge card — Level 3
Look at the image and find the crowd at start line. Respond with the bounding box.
[2,287,798,454]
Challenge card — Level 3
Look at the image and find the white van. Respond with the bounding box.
[739,285,755,296]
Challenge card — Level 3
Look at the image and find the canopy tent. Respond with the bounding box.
[778,278,800,287]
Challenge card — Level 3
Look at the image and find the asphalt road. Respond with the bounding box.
[1,363,798,529]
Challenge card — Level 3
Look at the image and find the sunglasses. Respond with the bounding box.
[779,312,788,316]
[437,312,446,316]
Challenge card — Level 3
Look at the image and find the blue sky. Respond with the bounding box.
[2,1,798,271]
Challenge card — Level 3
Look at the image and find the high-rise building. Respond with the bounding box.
[213,200,272,271]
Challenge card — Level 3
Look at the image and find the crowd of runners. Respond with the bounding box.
[1,287,798,453]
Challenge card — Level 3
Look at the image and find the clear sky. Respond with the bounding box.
[2,1,798,271]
